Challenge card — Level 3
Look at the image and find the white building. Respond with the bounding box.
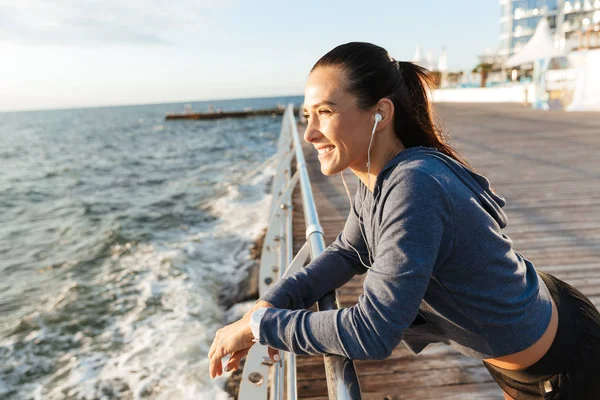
[500,0,600,58]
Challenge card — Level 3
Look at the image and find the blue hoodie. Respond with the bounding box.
[258,146,552,360]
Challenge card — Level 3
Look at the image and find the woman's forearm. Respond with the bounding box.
[259,186,369,310]
[258,238,366,310]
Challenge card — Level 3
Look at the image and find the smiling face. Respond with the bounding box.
[303,66,375,176]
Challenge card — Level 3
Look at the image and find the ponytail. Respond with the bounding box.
[395,61,473,170]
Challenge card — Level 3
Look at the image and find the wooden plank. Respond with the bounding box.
[287,103,600,399]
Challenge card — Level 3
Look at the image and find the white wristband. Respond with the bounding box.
[250,307,268,342]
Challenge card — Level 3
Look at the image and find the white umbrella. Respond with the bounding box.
[505,17,562,67]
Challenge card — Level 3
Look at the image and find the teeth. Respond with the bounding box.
[317,146,334,155]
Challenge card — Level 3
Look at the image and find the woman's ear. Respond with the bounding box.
[374,98,394,130]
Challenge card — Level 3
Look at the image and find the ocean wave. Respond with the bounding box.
[0,167,274,399]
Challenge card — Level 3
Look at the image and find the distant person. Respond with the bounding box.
[209,104,214,113]
[209,42,600,399]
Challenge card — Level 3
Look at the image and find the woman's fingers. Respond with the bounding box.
[208,327,221,360]
[268,346,280,363]
[210,344,280,378]
[208,338,217,361]
[226,347,250,372]
[210,345,226,379]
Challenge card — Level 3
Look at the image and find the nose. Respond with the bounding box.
[303,120,323,144]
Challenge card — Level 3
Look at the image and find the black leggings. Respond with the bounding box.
[482,271,600,399]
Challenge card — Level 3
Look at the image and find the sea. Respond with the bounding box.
[0,95,304,400]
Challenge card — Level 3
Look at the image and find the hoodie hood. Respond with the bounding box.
[380,146,508,229]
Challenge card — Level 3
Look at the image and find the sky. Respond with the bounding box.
[0,0,500,112]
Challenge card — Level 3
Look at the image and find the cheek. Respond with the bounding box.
[320,118,343,145]
[335,120,366,157]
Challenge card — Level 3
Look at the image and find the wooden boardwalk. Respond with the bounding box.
[290,103,600,399]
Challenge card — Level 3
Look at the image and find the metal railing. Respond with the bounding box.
[238,104,363,400]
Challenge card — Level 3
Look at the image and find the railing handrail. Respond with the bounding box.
[239,103,362,400]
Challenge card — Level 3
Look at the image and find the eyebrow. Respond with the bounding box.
[303,101,337,112]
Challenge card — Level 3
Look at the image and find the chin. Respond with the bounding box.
[319,162,343,176]
[320,167,335,176]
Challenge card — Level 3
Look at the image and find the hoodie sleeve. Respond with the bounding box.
[258,186,370,310]
[257,169,454,360]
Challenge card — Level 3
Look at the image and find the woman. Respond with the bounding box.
[209,42,600,399]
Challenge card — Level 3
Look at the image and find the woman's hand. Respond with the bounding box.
[209,300,277,379]
[209,314,255,378]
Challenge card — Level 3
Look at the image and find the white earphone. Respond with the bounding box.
[366,113,382,168]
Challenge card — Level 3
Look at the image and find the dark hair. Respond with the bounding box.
[311,42,472,170]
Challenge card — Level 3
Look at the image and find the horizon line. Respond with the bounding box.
[0,93,305,114]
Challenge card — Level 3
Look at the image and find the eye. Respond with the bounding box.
[318,109,331,115]
[303,113,310,119]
